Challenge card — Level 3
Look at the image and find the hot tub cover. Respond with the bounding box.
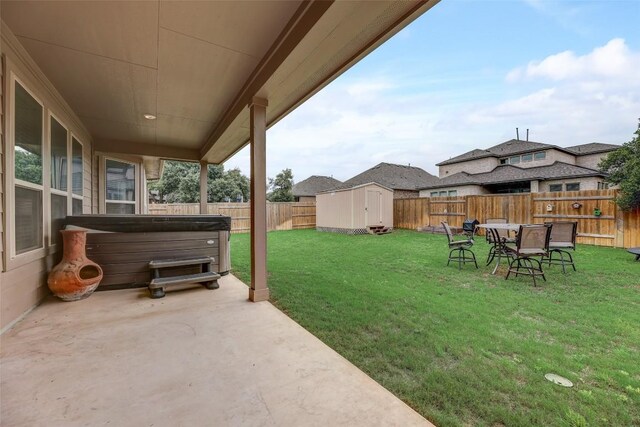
[65,215,231,233]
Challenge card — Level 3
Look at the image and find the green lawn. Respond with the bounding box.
[230,229,640,427]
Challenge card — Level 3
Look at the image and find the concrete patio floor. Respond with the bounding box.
[1,275,432,426]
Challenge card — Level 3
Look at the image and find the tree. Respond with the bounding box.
[209,168,250,202]
[599,121,640,211]
[148,160,248,203]
[267,168,294,202]
[15,148,43,185]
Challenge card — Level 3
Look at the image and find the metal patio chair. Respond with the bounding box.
[442,221,478,270]
[505,224,552,286]
[542,221,578,273]
[485,218,515,265]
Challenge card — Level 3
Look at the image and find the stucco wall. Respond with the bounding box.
[439,157,499,177]
[419,185,488,197]
[542,177,603,192]
[576,153,608,170]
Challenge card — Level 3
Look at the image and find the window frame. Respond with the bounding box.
[534,151,546,161]
[521,153,533,162]
[71,135,84,214]
[8,74,47,264]
[549,184,563,192]
[102,156,139,214]
[47,111,71,248]
[565,182,580,191]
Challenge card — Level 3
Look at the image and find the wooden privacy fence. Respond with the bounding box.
[394,190,640,249]
[148,202,316,233]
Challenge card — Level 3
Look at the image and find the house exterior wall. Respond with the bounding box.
[576,153,608,170]
[439,157,499,178]
[537,149,576,167]
[393,190,419,199]
[419,185,488,197]
[296,196,315,203]
[1,27,93,332]
[542,177,603,192]
[316,184,393,232]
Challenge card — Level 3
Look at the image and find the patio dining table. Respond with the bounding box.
[476,223,523,274]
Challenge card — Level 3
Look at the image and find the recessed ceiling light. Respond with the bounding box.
[144,114,156,120]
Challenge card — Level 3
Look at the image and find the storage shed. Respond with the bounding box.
[316,183,394,234]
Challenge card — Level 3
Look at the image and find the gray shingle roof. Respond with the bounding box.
[437,139,555,166]
[420,162,606,190]
[292,175,342,197]
[337,162,439,191]
[436,139,619,166]
[564,143,620,155]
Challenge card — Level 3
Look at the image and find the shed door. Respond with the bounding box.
[366,190,382,226]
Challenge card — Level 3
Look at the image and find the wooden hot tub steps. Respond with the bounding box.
[367,225,392,235]
[148,257,221,299]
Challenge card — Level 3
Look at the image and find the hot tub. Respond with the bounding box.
[65,215,231,291]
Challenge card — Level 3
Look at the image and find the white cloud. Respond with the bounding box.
[225,38,640,182]
[507,38,639,82]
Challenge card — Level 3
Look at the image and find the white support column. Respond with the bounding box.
[249,97,269,302]
[199,161,208,214]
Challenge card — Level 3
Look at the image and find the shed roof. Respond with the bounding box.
[318,181,394,195]
[421,162,606,190]
[337,162,439,191]
[292,175,342,197]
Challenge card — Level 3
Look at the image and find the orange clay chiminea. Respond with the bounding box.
[48,229,103,301]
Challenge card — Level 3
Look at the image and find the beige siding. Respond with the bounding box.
[439,157,499,177]
[1,26,93,331]
[576,153,607,170]
[420,185,488,197]
[317,184,393,230]
[317,189,353,229]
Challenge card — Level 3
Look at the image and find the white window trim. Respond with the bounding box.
[7,73,48,267]
[47,111,71,248]
[71,135,84,214]
[101,156,140,214]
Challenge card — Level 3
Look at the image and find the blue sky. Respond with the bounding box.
[225,0,640,179]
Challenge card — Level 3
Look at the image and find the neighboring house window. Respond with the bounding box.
[105,159,136,214]
[439,191,447,196]
[72,137,84,214]
[448,190,457,196]
[549,184,563,192]
[597,182,609,190]
[565,183,580,191]
[430,192,438,197]
[509,156,520,164]
[521,153,533,162]
[500,158,507,165]
[13,81,44,255]
[534,152,546,160]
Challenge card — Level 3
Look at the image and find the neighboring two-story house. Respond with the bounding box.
[419,139,619,196]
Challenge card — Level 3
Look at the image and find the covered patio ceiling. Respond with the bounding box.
[1,0,438,168]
